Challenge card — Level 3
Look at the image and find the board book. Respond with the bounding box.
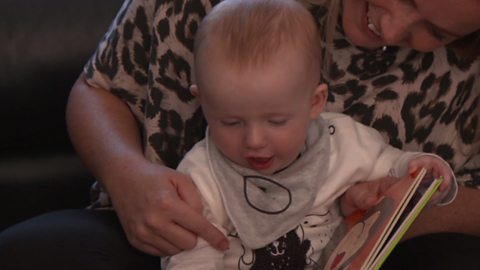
[323,168,443,270]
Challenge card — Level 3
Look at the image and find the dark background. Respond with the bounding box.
[0,0,123,230]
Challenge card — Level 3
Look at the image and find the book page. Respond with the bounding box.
[369,176,442,270]
[323,168,439,270]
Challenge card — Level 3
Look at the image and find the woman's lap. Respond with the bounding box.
[0,209,159,270]
[1,209,479,270]
[382,233,480,270]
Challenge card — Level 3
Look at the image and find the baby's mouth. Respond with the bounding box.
[247,157,273,170]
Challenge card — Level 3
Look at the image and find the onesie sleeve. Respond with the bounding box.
[161,140,231,269]
[388,152,458,205]
[161,238,225,270]
[328,113,458,205]
[367,136,458,205]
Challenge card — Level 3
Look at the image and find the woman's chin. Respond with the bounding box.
[344,27,382,49]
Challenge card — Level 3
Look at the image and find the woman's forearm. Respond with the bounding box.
[66,74,145,192]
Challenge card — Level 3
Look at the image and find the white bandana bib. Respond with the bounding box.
[206,118,330,248]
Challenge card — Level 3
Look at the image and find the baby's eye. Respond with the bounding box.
[268,119,287,126]
[221,120,240,126]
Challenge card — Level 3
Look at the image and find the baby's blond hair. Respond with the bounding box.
[194,0,321,74]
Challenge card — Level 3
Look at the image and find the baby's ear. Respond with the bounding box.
[309,83,328,118]
[190,84,200,97]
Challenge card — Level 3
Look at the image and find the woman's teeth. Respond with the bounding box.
[367,16,381,36]
[367,6,381,37]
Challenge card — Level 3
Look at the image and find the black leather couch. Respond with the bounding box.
[0,0,123,231]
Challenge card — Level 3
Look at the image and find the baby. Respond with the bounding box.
[161,0,456,269]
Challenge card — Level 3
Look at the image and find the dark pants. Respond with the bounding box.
[1,209,479,270]
[0,210,159,270]
[381,232,480,270]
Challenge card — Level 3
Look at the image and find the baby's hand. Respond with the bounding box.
[408,155,453,203]
[340,176,399,216]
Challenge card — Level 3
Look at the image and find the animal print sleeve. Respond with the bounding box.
[83,0,218,207]
[83,0,158,121]
[83,0,218,168]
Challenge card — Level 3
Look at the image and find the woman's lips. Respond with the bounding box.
[247,157,273,170]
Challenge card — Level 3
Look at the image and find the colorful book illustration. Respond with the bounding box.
[323,168,442,270]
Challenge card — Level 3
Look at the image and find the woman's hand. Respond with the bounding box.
[107,161,229,256]
[67,75,227,256]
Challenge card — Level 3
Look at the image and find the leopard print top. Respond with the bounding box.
[84,0,480,207]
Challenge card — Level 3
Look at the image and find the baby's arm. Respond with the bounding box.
[161,235,226,270]
[160,179,228,270]
[162,140,230,269]
[340,154,457,216]
[161,186,230,270]
[335,116,457,216]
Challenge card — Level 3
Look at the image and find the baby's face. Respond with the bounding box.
[196,50,325,174]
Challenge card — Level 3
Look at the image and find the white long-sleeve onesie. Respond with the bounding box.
[162,112,456,270]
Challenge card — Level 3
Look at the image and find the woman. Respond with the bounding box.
[0,0,479,269]
[321,0,480,240]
